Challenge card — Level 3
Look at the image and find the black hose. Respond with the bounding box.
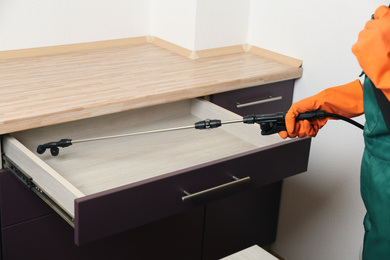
[323,113,364,130]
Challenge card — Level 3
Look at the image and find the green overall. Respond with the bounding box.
[361,77,390,259]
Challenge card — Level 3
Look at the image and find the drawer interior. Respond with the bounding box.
[3,99,283,217]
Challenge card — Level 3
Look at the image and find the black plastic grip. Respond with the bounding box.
[242,110,326,135]
[244,110,326,125]
[296,110,326,120]
[243,112,285,125]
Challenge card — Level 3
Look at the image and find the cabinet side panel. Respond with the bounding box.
[0,169,53,227]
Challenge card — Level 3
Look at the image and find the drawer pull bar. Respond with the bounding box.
[236,96,282,108]
[182,176,250,201]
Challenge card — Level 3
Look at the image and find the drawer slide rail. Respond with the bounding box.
[2,154,75,227]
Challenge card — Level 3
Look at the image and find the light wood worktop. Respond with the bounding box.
[0,39,302,134]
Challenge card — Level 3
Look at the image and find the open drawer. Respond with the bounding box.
[2,98,310,245]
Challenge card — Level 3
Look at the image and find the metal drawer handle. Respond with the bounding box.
[181,176,250,201]
[236,96,282,108]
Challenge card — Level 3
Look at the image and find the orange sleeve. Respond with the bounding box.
[352,5,390,101]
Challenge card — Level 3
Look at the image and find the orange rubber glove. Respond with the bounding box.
[279,80,364,138]
[352,5,390,101]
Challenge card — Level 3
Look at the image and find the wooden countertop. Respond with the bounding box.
[0,39,302,134]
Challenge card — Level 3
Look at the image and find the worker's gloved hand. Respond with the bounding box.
[352,5,390,100]
[279,80,364,138]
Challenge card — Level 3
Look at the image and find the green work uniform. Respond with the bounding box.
[361,77,390,259]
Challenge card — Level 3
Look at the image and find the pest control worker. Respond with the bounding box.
[279,5,390,260]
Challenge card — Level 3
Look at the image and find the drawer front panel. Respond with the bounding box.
[74,138,310,245]
[210,80,294,116]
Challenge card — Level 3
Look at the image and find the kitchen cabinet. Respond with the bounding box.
[0,38,309,259]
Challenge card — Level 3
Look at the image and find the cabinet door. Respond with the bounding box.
[202,181,282,260]
[2,203,204,260]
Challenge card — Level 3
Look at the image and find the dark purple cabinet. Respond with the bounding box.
[0,138,310,259]
[0,80,311,259]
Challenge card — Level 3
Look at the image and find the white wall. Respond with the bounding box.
[247,0,388,259]
[0,0,150,51]
[150,0,197,50]
[194,0,250,50]
[0,0,250,52]
[150,0,250,51]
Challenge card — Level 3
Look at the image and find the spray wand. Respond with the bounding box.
[37,110,363,156]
